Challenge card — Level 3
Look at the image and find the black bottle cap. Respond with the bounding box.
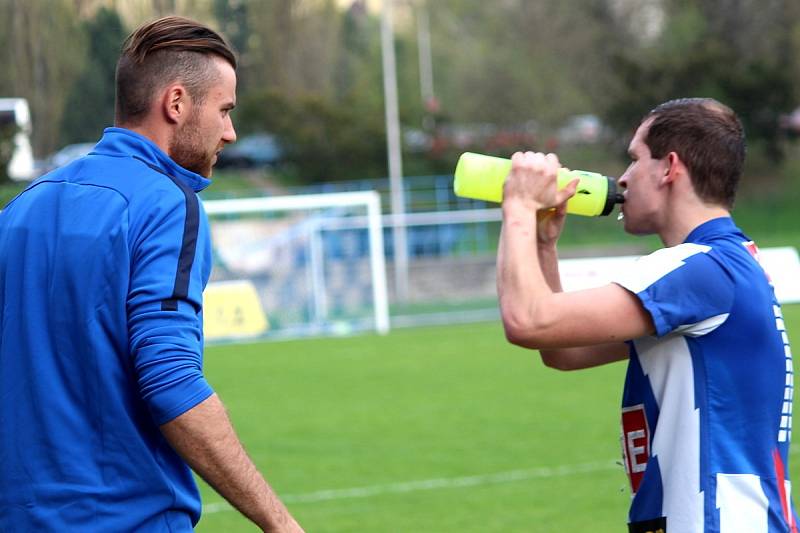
[600,176,625,217]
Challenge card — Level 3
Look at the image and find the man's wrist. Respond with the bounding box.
[502,198,541,218]
[538,241,558,257]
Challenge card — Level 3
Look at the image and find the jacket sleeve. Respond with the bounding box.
[127,184,214,425]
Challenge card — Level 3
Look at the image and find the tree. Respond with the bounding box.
[427,0,619,129]
[238,0,344,97]
[0,123,17,183]
[213,0,250,64]
[603,0,798,158]
[0,0,86,156]
[60,7,127,145]
[226,0,393,182]
[236,88,387,183]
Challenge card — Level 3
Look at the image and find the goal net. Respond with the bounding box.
[202,191,389,342]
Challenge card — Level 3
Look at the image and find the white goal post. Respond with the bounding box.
[202,191,390,341]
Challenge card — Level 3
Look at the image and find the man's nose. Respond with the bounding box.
[223,118,237,144]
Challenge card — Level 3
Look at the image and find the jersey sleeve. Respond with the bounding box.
[612,243,735,338]
[127,185,214,426]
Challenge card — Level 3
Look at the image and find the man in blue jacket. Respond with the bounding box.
[0,16,303,532]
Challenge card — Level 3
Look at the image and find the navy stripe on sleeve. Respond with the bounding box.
[132,157,200,313]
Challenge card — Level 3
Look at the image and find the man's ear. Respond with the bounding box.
[662,151,686,185]
[161,84,189,125]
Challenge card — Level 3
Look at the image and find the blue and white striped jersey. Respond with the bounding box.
[613,217,797,533]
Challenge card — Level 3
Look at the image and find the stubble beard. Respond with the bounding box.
[170,111,215,177]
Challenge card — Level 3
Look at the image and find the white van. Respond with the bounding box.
[0,98,35,181]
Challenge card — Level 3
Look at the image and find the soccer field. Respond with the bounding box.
[195,304,800,532]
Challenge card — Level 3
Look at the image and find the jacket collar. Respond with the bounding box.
[94,127,212,193]
[683,216,742,244]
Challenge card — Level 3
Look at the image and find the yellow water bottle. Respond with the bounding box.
[453,152,624,217]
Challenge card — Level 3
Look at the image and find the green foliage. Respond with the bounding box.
[429,0,614,129]
[3,1,800,181]
[237,89,387,183]
[603,0,797,158]
[0,0,86,156]
[0,122,17,183]
[60,7,126,145]
[213,0,249,57]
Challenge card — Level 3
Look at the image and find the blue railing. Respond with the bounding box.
[285,174,487,214]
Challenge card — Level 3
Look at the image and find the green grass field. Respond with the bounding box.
[194,304,800,532]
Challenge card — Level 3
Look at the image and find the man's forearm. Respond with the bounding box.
[160,393,302,533]
[497,200,555,339]
[538,244,563,293]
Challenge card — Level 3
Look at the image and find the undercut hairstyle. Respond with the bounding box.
[644,98,745,209]
[115,16,236,126]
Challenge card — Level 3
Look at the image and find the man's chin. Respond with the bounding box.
[203,155,219,178]
[196,164,213,178]
[172,154,213,178]
[191,160,215,178]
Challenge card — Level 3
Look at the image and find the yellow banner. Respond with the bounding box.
[203,280,269,340]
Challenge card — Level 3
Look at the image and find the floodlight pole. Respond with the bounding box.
[381,0,409,302]
[416,1,434,107]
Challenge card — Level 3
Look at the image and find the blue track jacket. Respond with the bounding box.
[0,128,215,531]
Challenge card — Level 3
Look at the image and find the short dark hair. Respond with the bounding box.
[644,98,745,209]
[115,16,236,125]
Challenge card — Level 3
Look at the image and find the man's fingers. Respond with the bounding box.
[555,178,579,205]
[511,151,552,172]
[507,151,565,210]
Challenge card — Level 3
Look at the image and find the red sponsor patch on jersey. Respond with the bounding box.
[742,240,772,282]
[622,404,651,494]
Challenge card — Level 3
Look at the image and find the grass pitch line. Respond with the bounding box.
[203,459,619,514]
[205,445,800,514]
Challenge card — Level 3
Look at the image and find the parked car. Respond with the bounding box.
[556,114,606,145]
[216,133,283,169]
[425,121,540,156]
[41,142,95,175]
[779,107,800,137]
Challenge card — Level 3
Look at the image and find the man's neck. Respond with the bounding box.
[115,122,172,158]
[660,204,731,247]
